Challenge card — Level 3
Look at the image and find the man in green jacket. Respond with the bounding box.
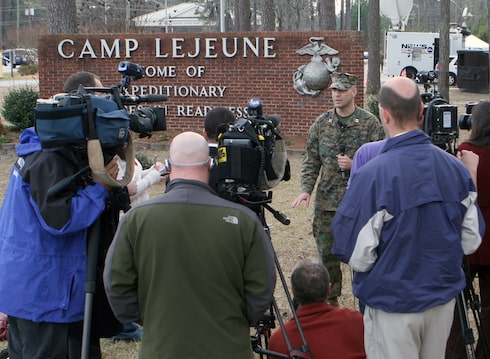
[104,131,276,359]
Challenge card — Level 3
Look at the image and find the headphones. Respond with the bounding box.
[164,158,213,173]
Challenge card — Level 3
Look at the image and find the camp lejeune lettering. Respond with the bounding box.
[57,37,277,59]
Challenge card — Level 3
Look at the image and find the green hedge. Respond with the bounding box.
[1,87,39,130]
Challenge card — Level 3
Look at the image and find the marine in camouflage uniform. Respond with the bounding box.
[298,72,384,302]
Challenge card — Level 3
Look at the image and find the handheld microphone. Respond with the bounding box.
[339,144,346,178]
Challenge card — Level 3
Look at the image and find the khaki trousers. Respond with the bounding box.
[364,299,455,359]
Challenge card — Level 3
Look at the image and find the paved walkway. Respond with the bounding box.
[0,64,38,87]
[0,77,39,88]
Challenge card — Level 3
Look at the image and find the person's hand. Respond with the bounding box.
[457,149,479,186]
[126,181,138,196]
[336,154,352,171]
[92,155,120,191]
[291,192,311,208]
[152,161,165,172]
[105,156,120,180]
[151,161,167,180]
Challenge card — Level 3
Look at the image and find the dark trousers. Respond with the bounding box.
[7,317,102,359]
[445,265,490,359]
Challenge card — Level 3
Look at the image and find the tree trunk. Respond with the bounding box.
[366,0,380,95]
[438,0,450,101]
[340,0,344,29]
[318,0,336,30]
[310,0,315,30]
[235,0,252,31]
[345,0,352,30]
[48,0,78,34]
[262,0,276,31]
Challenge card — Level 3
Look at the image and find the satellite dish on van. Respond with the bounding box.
[380,0,414,30]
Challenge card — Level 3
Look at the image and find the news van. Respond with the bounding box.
[384,31,464,82]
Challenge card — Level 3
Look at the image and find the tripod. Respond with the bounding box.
[460,261,490,359]
[455,290,477,359]
[448,259,490,359]
[236,191,312,359]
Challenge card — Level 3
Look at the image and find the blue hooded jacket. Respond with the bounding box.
[332,130,484,313]
[0,128,109,323]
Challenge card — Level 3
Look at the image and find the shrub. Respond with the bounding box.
[0,122,7,136]
[366,94,380,120]
[17,64,39,76]
[136,152,153,170]
[1,87,39,130]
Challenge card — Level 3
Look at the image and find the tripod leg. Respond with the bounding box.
[456,291,477,359]
[466,275,490,359]
[81,219,100,359]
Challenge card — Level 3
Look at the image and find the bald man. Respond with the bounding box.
[104,132,276,359]
[331,77,484,359]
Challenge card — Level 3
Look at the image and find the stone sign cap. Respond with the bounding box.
[329,72,358,90]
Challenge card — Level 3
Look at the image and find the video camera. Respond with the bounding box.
[418,71,459,154]
[34,62,167,188]
[35,61,166,148]
[214,98,290,204]
[458,101,481,131]
[423,97,458,152]
[417,70,438,104]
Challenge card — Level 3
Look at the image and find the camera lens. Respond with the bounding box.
[459,114,472,130]
[129,106,166,138]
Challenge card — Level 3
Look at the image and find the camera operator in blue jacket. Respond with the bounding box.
[0,71,124,359]
[0,126,120,358]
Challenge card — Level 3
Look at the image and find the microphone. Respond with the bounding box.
[137,94,168,102]
[120,94,168,105]
[339,144,346,178]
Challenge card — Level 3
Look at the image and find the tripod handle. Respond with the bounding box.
[263,203,290,225]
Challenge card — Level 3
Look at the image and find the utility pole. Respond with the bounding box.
[220,0,225,32]
[0,1,4,50]
[17,0,20,47]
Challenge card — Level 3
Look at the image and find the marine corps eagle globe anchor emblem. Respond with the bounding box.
[293,37,341,97]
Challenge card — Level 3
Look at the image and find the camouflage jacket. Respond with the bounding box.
[300,106,384,211]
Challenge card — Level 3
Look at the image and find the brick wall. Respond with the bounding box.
[37,31,364,137]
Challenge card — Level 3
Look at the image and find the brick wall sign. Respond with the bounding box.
[37,31,364,137]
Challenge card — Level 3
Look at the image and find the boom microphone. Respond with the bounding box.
[137,94,168,103]
[120,94,168,105]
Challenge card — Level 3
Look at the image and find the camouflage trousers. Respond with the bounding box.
[312,209,342,298]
